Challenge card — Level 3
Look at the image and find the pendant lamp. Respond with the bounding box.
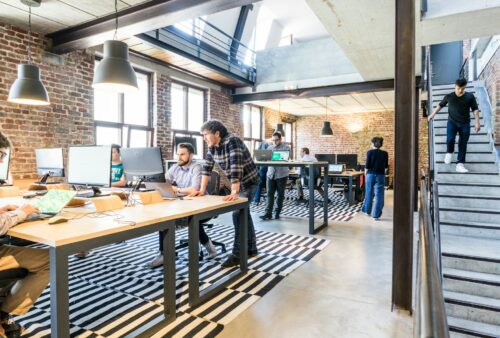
[92,0,138,92]
[274,100,285,137]
[8,0,50,106]
[320,97,333,137]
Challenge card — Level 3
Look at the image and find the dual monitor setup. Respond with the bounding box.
[0,146,165,197]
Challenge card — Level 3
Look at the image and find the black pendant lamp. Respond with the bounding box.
[8,0,50,106]
[320,97,333,137]
[274,100,285,137]
[92,0,138,92]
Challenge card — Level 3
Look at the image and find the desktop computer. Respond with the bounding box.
[121,147,166,183]
[67,145,112,197]
[337,154,358,170]
[35,148,64,183]
[0,149,10,185]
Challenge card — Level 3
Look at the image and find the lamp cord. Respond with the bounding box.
[114,0,118,40]
[28,5,32,64]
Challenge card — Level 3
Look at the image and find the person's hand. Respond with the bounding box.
[475,121,481,133]
[20,204,39,216]
[0,204,18,213]
[427,113,435,121]
[188,190,205,197]
[222,193,239,201]
[172,186,179,194]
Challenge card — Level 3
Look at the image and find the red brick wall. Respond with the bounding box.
[477,46,500,144]
[0,23,95,179]
[208,87,243,137]
[153,73,172,159]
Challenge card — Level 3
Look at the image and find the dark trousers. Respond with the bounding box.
[265,177,287,216]
[232,184,258,256]
[446,120,470,163]
[158,222,209,253]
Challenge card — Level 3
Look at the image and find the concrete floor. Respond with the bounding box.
[217,190,413,338]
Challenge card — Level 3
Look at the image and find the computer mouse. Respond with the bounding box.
[48,216,69,225]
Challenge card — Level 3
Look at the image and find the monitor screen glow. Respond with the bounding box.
[0,149,10,181]
[68,146,111,187]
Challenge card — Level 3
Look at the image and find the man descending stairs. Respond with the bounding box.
[430,81,500,337]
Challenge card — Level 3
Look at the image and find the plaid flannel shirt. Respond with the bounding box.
[201,133,258,190]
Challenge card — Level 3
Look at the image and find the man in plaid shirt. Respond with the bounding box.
[191,120,258,268]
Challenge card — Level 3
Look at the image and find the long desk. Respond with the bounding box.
[255,161,329,234]
[327,171,364,206]
[3,194,248,337]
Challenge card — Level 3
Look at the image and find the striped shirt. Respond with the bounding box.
[0,209,27,236]
[166,162,202,190]
[201,133,258,190]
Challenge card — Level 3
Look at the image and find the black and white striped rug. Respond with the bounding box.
[15,224,329,337]
[251,188,362,222]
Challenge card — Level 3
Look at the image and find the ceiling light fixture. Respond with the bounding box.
[274,100,285,137]
[92,0,138,92]
[320,96,333,137]
[8,0,50,106]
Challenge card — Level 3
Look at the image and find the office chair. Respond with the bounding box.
[0,268,28,338]
[175,171,227,260]
[297,166,330,205]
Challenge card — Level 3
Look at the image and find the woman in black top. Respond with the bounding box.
[362,137,389,220]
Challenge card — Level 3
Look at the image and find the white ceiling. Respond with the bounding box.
[252,90,394,116]
[0,0,150,34]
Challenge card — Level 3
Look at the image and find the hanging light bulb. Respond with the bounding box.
[320,96,333,137]
[274,100,285,137]
[8,0,50,106]
[92,0,138,92]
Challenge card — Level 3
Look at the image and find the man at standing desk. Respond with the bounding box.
[0,131,49,337]
[191,120,259,268]
[260,132,290,221]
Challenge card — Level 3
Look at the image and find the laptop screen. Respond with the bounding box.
[35,190,77,214]
[272,150,290,161]
[329,164,344,173]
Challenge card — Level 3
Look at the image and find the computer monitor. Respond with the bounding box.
[315,154,336,164]
[68,145,112,196]
[0,149,10,184]
[35,148,64,183]
[337,154,358,170]
[121,147,166,182]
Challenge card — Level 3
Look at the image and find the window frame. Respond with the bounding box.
[282,121,294,157]
[170,80,208,157]
[93,63,154,147]
[243,105,263,155]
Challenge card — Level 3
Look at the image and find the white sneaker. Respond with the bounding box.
[203,240,217,259]
[444,153,453,164]
[148,253,163,268]
[456,163,469,173]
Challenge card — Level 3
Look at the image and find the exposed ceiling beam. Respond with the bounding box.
[230,5,253,61]
[47,0,260,54]
[231,79,398,103]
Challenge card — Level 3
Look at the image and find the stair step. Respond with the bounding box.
[443,253,500,275]
[435,144,494,153]
[448,316,500,338]
[439,195,500,209]
[435,134,492,143]
[438,182,500,197]
[444,291,500,326]
[435,163,499,174]
[434,124,485,130]
[433,119,484,127]
[442,235,500,262]
[440,207,500,223]
[441,222,500,240]
[443,268,500,299]
[432,83,476,90]
[436,173,500,184]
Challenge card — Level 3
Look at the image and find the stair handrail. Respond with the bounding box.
[414,171,449,338]
[459,57,469,80]
[432,180,442,279]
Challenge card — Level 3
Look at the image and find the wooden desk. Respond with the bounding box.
[4,195,249,337]
[255,161,329,234]
[327,171,364,206]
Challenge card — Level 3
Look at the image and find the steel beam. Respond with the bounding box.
[392,0,416,312]
[230,5,253,62]
[47,0,259,54]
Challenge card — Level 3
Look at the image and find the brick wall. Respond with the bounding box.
[208,87,243,137]
[477,46,500,144]
[153,73,172,159]
[263,107,298,139]
[0,23,95,179]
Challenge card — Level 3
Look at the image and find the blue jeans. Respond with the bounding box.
[446,120,470,163]
[362,173,385,218]
[233,184,258,256]
[252,168,267,203]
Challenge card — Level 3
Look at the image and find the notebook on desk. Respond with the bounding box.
[144,180,182,199]
[272,150,290,161]
[25,189,77,222]
[254,149,273,161]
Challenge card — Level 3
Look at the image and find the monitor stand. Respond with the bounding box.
[0,180,12,187]
[76,186,110,198]
[36,174,59,184]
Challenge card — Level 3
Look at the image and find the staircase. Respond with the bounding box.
[431,82,500,338]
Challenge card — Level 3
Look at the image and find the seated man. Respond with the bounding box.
[149,143,217,268]
[0,131,50,337]
[296,147,329,203]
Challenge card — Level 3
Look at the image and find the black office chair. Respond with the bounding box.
[298,166,329,205]
[0,268,27,338]
[175,171,227,260]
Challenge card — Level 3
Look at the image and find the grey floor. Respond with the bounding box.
[216,190,413,338]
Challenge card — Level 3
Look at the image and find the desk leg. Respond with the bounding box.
[324,167,329,225]
[239,205,248,272]
[163,224,176,320]
[50,247,69,338]
[349,176,354,206]
[308,164,315,234]
[188,215,200,305]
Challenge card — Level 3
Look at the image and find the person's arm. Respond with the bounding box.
[224,139,244,201]
[111,174,126,187]
[364,151,371,176]
[427,95,447,121]
[471,95,481,132]
[0,204,38,236]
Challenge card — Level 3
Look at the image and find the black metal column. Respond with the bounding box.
[392,0,416,312]
[414,86,420,212]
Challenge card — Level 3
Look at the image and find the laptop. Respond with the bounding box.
[329,164,345,174]
[144,180,180,199]
[26,189,77,221]
[272,150,290,161]
[254,149,273,161]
